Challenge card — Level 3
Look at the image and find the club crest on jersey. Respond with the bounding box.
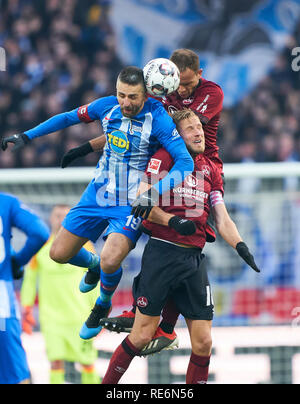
[107,130,130,154]
[129,119,143,135]
[201,165,211,177]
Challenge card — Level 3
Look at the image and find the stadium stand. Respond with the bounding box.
[1,1,300,169]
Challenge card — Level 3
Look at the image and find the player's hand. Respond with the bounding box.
[131,188,159,219]
[22,306,36,335]
[236,242,260,273]
[168,216,197,236]
[11,257,25,280]
[1,133,30,151]
[61,142,93,168]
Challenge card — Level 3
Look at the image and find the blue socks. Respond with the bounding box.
[68,248,100,273]
[68,248,123,308]
[96,267,123,308]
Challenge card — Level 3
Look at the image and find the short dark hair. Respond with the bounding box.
[170,49,199,73]
[117,66,146,92]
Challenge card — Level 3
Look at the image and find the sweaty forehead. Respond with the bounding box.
[179,115,202,131]
[116,80,144,96]
[179,68,198,84]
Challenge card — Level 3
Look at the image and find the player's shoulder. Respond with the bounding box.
[0,192,19,206]
[146,96,166,113]
[197,78,223,97]
[196,155,220,175]
[91,95,118,107]
[147,148,174,173]
[152,147,173,161]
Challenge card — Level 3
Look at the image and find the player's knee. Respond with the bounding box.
[49,243,68,264]
[192,334,212,356]
[100,251,120,273]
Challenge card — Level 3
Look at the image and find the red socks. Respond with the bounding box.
[102,337,210,384]
[161,298,180,326]
[186,353,211,384]
[102,336,140,384]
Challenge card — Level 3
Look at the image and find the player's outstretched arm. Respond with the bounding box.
[61,135,106,168]
[1,109,82,152]
[1,133,30,152]
[213,201,260,273]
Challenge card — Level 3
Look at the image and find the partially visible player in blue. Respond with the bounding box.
[1,67,194,340]
[0,192,49,384]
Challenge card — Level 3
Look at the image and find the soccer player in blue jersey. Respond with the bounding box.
[0,192,49,384]
[1,66,194,340]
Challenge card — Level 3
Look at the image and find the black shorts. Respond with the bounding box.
[132,238,214,321]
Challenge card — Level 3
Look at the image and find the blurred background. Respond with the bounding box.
[1,0,300,384]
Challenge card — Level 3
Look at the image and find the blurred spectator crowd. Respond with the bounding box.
[0,0,123,168]
[0,0,300,168]
[218,23,300,165]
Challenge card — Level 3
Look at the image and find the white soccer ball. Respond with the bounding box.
[143,58,180,97]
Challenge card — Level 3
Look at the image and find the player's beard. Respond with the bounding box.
[121,104,143,118]
[187,143,205,157]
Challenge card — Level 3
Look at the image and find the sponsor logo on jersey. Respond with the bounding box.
[107,130,130,154]
[137,296,148,308]
[147,158,162,174]
[182,97,194,105]
[173,186,208,201]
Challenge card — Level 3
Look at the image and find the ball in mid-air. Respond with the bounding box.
[143,58,180,97]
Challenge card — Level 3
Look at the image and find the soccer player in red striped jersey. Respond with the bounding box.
[160,48,224,172]
[101,109,260,384]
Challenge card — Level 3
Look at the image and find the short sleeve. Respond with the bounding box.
[194,84,224,124]
[211,163,224,195]
[143,148,174,184]
[77,96,117,123]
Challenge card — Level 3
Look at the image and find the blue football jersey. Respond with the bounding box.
[77,96,192,206]
[25,95,194,207]
[0,193,49,320]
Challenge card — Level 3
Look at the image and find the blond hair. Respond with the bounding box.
[171,109,199,128]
